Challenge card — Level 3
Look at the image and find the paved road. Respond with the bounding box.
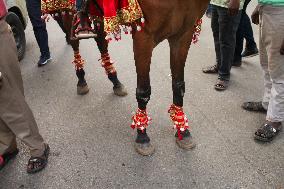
[1,2,283,189]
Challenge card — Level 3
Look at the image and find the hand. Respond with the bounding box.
[281,39,284,55]
[251,5,260,25]
[227,0,240,16]
[41,14,50,22]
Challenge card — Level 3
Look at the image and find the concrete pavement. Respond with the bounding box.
[0,2,283,189]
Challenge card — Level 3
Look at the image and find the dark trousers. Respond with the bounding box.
[211,5,241,80]
[234,0,257,62]
[26,0,50,57]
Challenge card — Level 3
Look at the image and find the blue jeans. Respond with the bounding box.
[234,0,257,62]
[26,0,50,58]
[211,5,241,80]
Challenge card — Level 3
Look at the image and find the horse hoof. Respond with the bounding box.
[113,84,128,96]
[176,135,196,150]
[134,142,155,156]
[77,84,89,95]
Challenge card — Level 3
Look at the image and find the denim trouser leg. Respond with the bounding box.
[234,0,257,61]
[242,13,257,50]
[26,0,50,57]
[211,6,221,67]
[211,5,241,81]
[235,14,245,62]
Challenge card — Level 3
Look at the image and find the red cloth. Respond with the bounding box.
[41,0,143,34]
[0,0,7,19]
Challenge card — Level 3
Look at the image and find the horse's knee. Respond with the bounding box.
[172,80,185,106]
[136,87,151,109]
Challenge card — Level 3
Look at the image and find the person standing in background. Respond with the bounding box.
[25,0,52,66]
[202,0,244,90]
[242,0,284,141]
[233,0,259,67]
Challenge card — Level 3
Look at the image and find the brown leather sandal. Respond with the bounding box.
[202,65,218,74]
[27,144,50,174]
[214,79,229,91]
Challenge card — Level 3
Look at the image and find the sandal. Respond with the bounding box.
[242,101,267,113]
[202,65,218,74]
[254,122,282,142]
[27,144,50,174]
[0,149,19,171]
[214,79,229,91]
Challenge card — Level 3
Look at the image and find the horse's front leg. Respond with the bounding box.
[94,21,127,96]
[168,29,197,150]
[59,13,89,95]
[132,31,155,156]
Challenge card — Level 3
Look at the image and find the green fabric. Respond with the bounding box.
[211,0,245,9]
[258,0,284,6]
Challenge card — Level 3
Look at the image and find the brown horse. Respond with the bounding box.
[130,0,209,155]
[56,0,209,155]
[54,13,128,96]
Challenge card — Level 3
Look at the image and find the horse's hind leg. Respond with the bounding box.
[61,13,89,95]
[168,29,197,150]
[131,32,155,156]
[94,21,127,96]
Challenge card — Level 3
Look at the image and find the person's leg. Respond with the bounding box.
[25,0,51,66]
[0,20,49,172]
[0,119,17,155]
[255,5,284,141]
[264,7,284,122]
[217,7,242,81]
[0,119,18,170]
[241,0,258,57]
[233,10,245,66]
[203,5,220,72]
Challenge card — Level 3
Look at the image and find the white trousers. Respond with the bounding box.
[260,5,284,122]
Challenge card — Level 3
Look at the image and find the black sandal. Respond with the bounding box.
[27,144,50,174]
[214,79,229,91]
[242,101,267,113]
[202,65,218,74]
[0,149,19,171]
[254,123,282,142]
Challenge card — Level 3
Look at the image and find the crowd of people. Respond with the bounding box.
[202,0,284,143]
[0,0,283,175]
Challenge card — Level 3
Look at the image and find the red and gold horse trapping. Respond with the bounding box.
[41,0,76,15]
[131,109,151,131]
[168,104,190,140]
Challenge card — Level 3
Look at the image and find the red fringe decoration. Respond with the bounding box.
[72,52,85,70]
[192,19,202,44]
[168,104,190,140]
[100,53,116,75]
[131,109,151,131]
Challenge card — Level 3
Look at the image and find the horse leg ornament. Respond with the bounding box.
[131,87,155,156]
[73,51,90,95]
[100,53,128,96]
